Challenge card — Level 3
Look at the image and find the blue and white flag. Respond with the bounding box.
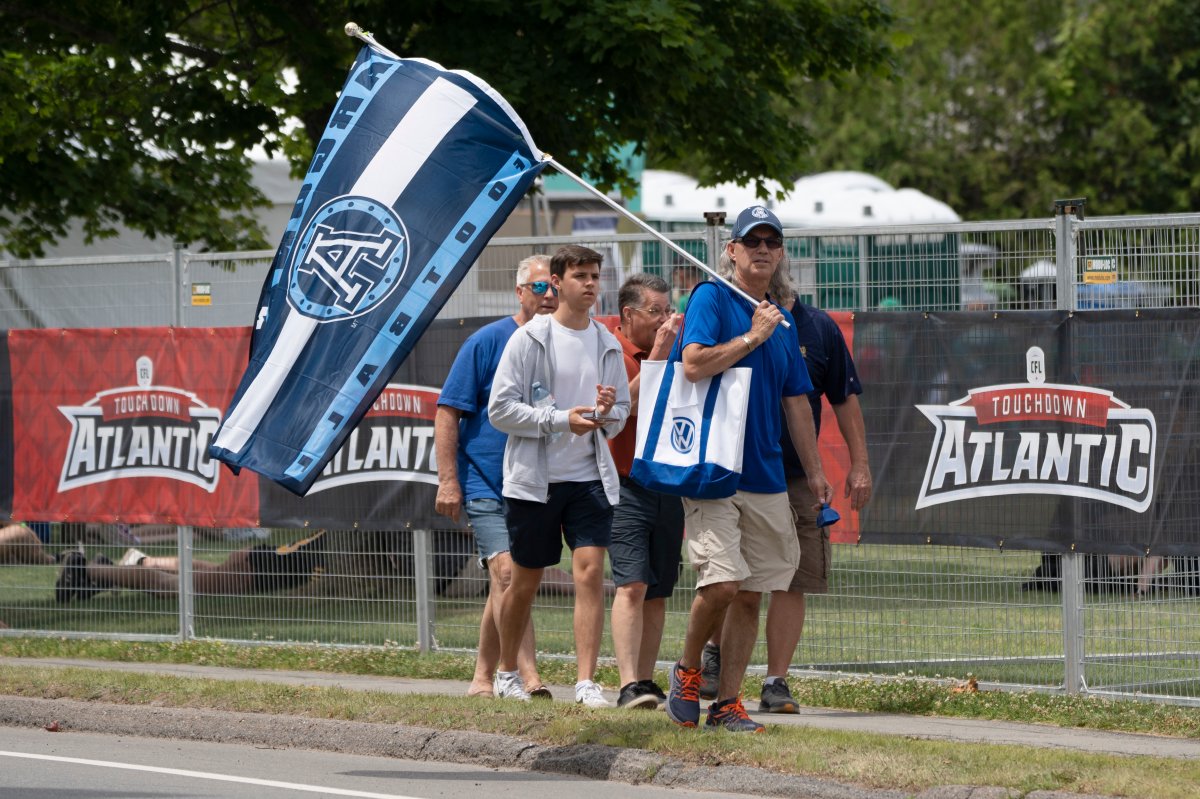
[210,44,546,495]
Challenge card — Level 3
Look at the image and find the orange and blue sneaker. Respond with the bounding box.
[705,696,765,733]
[665,660,702,727]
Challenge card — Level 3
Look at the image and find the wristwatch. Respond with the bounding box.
[740,335,754,352]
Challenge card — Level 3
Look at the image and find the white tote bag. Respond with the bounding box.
[629,345,751,499]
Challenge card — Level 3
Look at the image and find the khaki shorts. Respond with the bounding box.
[785,477,831,594]
[683,490,799,593]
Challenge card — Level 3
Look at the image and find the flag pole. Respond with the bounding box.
[344,21,400,59]
[543,157,785,325]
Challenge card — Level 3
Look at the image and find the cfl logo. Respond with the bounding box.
[670,417,696,454]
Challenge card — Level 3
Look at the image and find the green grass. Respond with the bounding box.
[4,656,1200,798]
[5,542,1199,699]
[3,637,1200,739]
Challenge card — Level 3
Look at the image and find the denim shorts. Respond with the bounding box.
[504,481,613,569]
[609,477,684,600]
[465,497,510,569]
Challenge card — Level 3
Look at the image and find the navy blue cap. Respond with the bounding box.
[732,205,784,239]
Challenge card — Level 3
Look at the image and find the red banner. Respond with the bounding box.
[821,312,859,544]
[3,316,871,543]
[8,327,259,526]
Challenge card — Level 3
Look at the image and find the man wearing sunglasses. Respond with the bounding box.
[697,284,874,715]
[489,244,631,708]
[435,254,558,700]
[665,205,832,733]
[606,273,685,709]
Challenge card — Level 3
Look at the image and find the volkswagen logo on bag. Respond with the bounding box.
[670,417,696,454]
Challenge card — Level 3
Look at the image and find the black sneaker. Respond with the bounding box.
[705,696,764,733]
[617,680,659,710]
[639,679,666,706]
[699,643,720,700]
[54,552,98,603]
[759,680,799,713]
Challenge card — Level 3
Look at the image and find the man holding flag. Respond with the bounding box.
[665,206,832,733]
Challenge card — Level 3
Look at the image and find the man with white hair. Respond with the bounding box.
[435,254,558,699]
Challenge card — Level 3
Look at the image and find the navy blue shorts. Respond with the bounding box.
[609,476,684,600]
[504,481,613,569]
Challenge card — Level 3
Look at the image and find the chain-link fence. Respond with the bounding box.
[3,208,1200,705]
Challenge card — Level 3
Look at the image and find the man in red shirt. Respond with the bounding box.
[608,273,685,708]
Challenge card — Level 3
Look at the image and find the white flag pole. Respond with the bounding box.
[544,156,787,327]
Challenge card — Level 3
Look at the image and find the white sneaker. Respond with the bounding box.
[575,679,610,708]
[494,670,530,701]
[119,547,148,566]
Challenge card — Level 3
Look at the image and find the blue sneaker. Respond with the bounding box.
[705,696,765,733]
[666,660,702,728]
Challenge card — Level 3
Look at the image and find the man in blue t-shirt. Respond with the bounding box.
[666,206,833,733]
[697,298,874,714]
[435,254,558,700]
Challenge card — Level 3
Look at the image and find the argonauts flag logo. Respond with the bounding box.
[288,195,409,322]
[916,347,1157,512]
[58,356,223,493]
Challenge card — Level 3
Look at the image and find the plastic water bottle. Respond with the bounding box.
[530,381,562,443]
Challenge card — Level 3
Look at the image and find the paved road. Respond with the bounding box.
[0,726,736,799]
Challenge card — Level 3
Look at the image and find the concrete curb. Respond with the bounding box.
[0,695,1121,799]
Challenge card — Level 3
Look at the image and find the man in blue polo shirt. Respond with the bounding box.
[435,254,557,700]
[665,206,833,733]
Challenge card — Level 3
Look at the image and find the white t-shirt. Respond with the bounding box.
[547,317,600,482]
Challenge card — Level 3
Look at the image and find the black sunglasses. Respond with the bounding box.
[520,280,557,296]
[736,235,784,250]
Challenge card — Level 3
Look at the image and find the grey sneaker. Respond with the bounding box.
[493,670,530,701]
[575,679,610,708]
[759,679,799,713]
[699,643,720,700]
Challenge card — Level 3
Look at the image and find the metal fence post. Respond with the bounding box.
[412,528,434,652]
[1061,551,1085,694]
[1054,198,1086,694]
[172,245,186,328]
[703,211,726,273]
[857,235,871,310]
[1053,199,1085,312]
[176,525,194,641]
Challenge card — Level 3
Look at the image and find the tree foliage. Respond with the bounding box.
[0,0,895,257]
[798,0,1200,219]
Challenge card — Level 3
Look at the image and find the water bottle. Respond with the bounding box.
[530,381,562,443]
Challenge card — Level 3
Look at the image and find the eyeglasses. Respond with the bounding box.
[631,305,669,318]
[520,280,557,296]
[735,235,784,250]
